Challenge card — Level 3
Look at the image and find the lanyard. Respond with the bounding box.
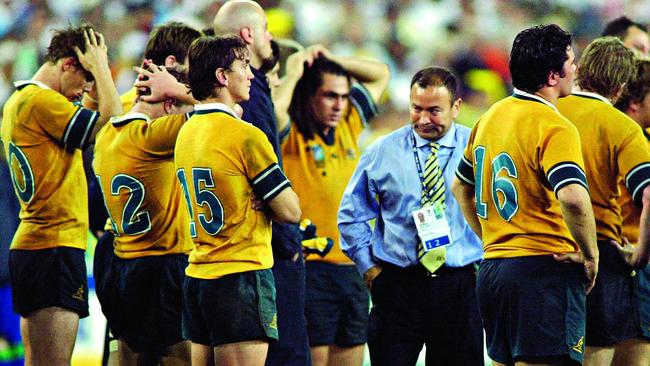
[411,133,452,201]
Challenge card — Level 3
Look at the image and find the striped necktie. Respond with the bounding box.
[417,142,446,273]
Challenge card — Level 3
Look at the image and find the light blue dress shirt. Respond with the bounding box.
[338,123,483,275]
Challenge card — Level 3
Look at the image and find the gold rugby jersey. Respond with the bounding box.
[281,83,378,264]
[93,112,193,258]
[174,103,292,279]
[456,90,588,258]
[1,81,99,250]
[558,92,650,242]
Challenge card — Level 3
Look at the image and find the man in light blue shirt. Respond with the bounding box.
[338,66,483,366]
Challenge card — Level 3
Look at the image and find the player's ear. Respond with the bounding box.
[215,68,228,87]
[61,57,76,72]
[547,71,558,86]
[164,55,179,69]
[163,98,175,114]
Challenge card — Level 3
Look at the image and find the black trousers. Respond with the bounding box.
[368,263,484,366]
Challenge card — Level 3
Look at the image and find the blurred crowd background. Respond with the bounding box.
[0,0,648,135]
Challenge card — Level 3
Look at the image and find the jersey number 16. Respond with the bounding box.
[474,146,519,221]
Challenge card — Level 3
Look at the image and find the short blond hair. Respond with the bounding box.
[576,36,637,99]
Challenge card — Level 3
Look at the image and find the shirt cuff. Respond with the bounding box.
[354,248,378,276]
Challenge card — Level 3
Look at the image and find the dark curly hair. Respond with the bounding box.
[509,24,572,93]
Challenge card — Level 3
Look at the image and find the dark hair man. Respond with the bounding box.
[213,2,310,364]
[275,44,388,366]
[453,24,598,366]
[603,16,650,56]
[175,35,301,366]
[339,66,483,366]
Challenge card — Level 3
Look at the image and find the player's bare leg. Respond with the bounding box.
[310,345,329,366]
[160,340,191,366]
[191,342,214,366]
[21,307,79,366]
[611,338,650,366]
[584,346,615,366]
[328,344,364,366]
[214,340,268,366]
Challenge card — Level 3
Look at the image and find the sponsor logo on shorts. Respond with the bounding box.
[72,285,85,301]
[572,336,584,354]
[269,313,277,330]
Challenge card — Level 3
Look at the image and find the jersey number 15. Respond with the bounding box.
[176,167,225,238]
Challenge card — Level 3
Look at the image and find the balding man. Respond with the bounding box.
[214,2,310,366]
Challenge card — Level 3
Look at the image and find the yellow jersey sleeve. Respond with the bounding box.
[30,86,99,150]
[618,124,650,206]
[139,113,190,157]
[455,121,478,185]
[246,128,292,202]
[538,122,588,195]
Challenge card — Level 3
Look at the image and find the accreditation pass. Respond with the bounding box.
[411,203,452,251]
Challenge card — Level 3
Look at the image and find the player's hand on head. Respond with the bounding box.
[285,52,307,77]
[304,44,331,64]
[73,28,109,76]
[133,62,181,103]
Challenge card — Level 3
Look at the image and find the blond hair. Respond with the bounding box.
[576,36,637,99]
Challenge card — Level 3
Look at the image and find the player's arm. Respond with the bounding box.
[453,152,482,238]
[451,176,482,238]
[618,128,650,267]
[323,49,390,103]
[74,28,122,145]
[555,183,599,293]
[251,164,301,224]
[274,51,308,132]
[248,135,301,224]
[266,187,301,224]
[634,185,650,266]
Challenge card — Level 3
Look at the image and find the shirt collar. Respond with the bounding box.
[110,113,150,127]
[513,87,559,113]
[411,122,457,148]
[14,80,50,90]
[193,102,242,120]
[571,90,612,105]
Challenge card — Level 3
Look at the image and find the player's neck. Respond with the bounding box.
[130,102,163,120]
[199,93,238,113]
[31,63,61,94]
[534,87,560,106]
